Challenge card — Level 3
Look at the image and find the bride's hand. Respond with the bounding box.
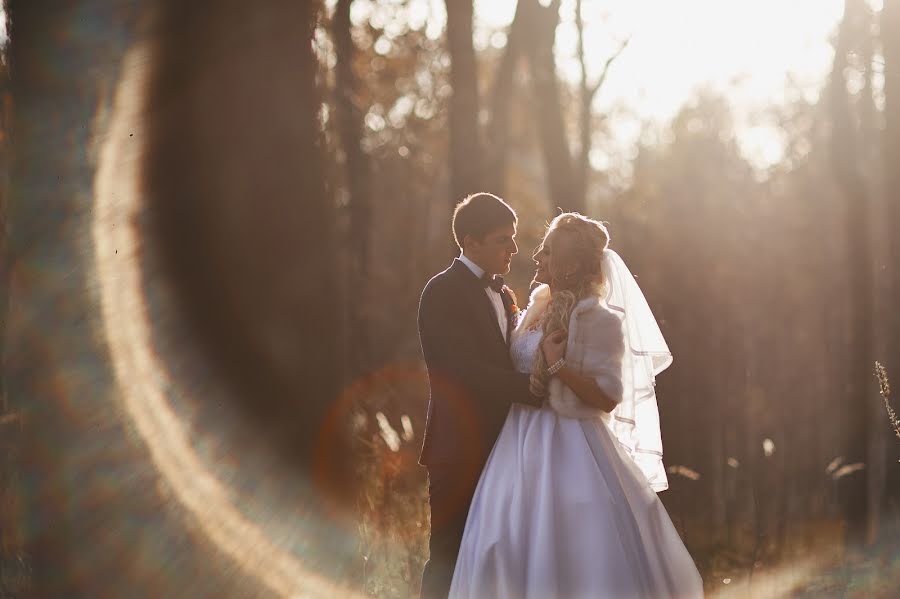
[503,285,517,307]
[542,330,567,365]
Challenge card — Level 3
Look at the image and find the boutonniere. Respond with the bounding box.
[502,285,520,317]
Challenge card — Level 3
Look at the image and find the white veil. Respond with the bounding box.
[600,249,672,492]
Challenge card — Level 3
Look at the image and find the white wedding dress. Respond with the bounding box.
[449,327,703,599]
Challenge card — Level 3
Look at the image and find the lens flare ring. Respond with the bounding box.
[92,44,359,598]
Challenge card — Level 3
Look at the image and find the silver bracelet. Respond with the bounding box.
[547,358,565,376]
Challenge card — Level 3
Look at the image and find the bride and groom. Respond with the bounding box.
[417,193,704,598]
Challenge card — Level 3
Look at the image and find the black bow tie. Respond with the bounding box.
[482,274,505,293]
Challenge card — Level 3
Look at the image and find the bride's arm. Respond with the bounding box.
[543,330,617,413]
[542,311,624,412]
[557,365,618,413]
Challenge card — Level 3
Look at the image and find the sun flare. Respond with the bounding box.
[473,0,847,167]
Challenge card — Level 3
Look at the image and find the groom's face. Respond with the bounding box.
[465,222,518,276]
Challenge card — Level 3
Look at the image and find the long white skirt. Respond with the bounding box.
[449,404,704,599]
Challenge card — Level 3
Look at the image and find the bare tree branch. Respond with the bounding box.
[588,38,630,101]
[574,2,629,208]
[576,0,589,99]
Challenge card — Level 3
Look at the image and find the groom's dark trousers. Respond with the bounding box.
[417,260,542,599]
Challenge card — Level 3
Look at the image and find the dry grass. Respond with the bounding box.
[355,425,430,598]
[875,361,900,443]
[3,388,897,598]
[354,423,900,599]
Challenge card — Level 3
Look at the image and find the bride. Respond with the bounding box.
[449,213,703,598]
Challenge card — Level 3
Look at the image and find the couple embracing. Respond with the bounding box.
[417,193,703,599]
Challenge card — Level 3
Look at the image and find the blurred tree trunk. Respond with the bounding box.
[880,0,900,512]
[0,30,20,597]
[146,0,343,469]
[445,0,563,213]
[7,0,351,592]
[445,0,483,214]
[484,0,527,195]
[521,0,577,212]
[521,0,625,215]
[575,0,591,208]
[884,1,900,320]
[828,0,877,545]
[0,31,8,410]
[856,0,888,544]
[333,0,372,374]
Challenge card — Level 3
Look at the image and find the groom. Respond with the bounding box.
[417,193,545,598]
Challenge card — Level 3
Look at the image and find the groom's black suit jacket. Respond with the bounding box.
[418,259,542,475]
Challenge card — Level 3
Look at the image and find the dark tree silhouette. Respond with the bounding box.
[445,0,483,213]
[333,0,374,374]
[827,0,877,545]
[6,0,356,594]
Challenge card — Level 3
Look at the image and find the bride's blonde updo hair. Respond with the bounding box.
[530,212,610,397]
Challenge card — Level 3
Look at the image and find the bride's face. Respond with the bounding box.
[532,230,579,288]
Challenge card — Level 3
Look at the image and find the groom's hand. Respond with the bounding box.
[542,330,567,365]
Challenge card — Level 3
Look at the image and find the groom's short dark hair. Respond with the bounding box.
[452,192,518,250]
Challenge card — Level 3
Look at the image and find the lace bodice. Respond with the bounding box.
[511,328,543,374]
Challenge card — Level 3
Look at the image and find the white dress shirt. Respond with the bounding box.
[459,253,508,342]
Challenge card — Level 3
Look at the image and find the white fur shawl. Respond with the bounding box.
[515,284,625,420]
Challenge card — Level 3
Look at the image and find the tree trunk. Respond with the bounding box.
[0,32,20,596]
[856,0,887,545]
[445,0,483,215]
[8,0,355,593]
[880,0,900,515]
[575,0,591,208]
[521,0,578,213]
[333,0,373,374]
[828,0,877,546]
[484,1,527,195]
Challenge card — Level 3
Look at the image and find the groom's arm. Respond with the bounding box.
[418,281,543,408]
